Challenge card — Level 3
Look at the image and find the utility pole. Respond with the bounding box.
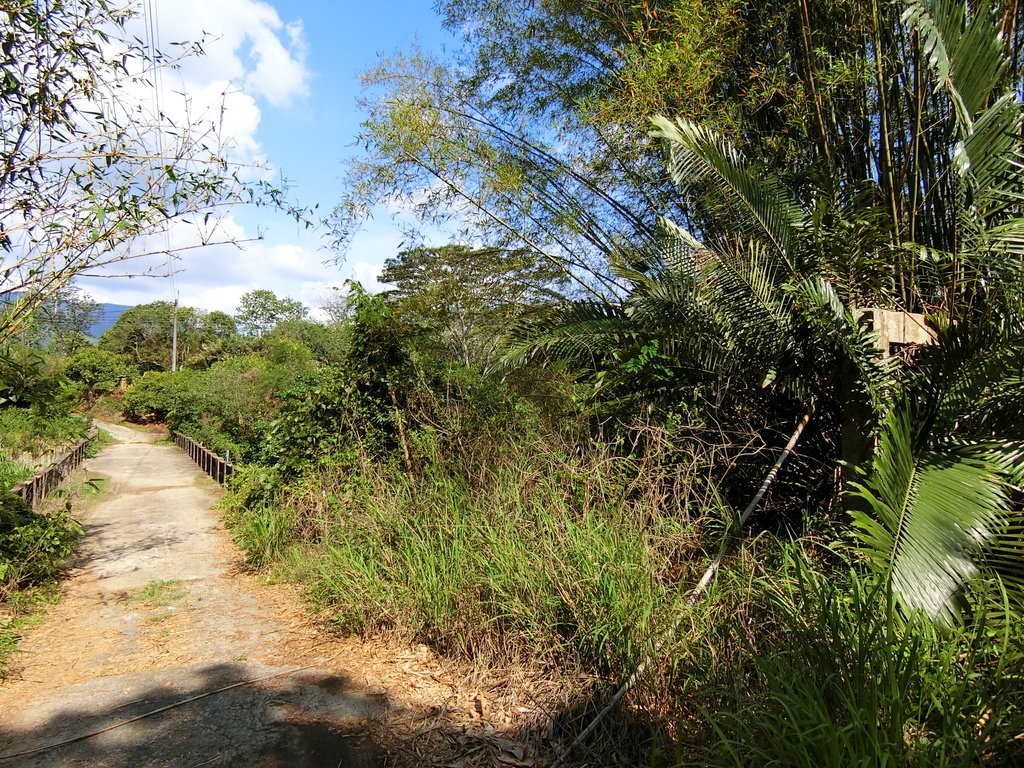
[171,298,178,372]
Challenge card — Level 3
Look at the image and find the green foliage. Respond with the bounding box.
[849,402,1024,625]
[121,350,318,461]
[10,285,100,357]
[220,463,295,570]
[682,558,1024,767]
[120,370,175,422]
[265,320,348,366]
[228,442,684,672]
[0,495,82,591]
[235,289,307,337]
[98,301,239,371]
[260,367,360,473]
[0,406,88,461]
[0,455,30,493]
[0,346,70,415]
[62,347,134,398]
[380,244,565,365]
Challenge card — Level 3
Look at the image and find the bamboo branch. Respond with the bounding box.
[551,405,816,767]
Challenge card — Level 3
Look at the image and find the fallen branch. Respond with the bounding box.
[551,405,815,767]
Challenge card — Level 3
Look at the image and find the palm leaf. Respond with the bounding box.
[962,93,1022,208]
[903,0,1007,132]
[787,277,900,413]
[650,115,808,266]
[849,404,1021,625]
[498,301,634,367]
[906,317,1024,443]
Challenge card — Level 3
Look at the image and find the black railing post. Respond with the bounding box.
[12,430,94,509]
[170,432,236,486]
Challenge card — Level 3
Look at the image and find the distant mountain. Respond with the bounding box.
[89,303,133,340]
[1,292,133,342]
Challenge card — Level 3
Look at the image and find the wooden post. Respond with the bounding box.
[842,308,936,494]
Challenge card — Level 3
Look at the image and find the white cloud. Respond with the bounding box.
[104,0,309,171]
[79,0,324,311]
[80,208,341,313]
[151,0,309,106]
[352,260,387,291]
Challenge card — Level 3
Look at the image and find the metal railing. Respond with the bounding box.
[172,432,237,485]
[12,428,96,509]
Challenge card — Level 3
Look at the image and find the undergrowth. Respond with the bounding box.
[669,552,1024,767]
[224,451,1024,765]
[223,437,713,676]
[0,493,83,677]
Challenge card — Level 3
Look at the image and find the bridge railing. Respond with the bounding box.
[172,432,237,485]
[12,428,97,509]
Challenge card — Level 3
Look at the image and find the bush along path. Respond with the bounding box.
[0,422,507,767]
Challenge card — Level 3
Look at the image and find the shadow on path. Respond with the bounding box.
[0,662,391,767]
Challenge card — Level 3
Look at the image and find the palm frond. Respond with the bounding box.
[650,116,808,266]
[904,0,1007,132]
[849,404,1021,625]
[905,317,1024,443]
[962,93,1022,208]
[787,278,900,413]
[498,301,634,368]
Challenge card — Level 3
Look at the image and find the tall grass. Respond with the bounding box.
[221,411,1024,766]
[225,440,709,675]
[672,552,1024,767]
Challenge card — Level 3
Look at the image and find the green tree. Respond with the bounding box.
[380,244,563,366]
[236,290,307,337]
[98,301,225,371]
[63,347,133,398]
[508,0,1024,624]
[98,302,178,371]
[20,285,100,356]
[335,48,652,299]
[339,0,1024,309]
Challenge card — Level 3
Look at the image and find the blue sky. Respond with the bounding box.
[80,0,459,317]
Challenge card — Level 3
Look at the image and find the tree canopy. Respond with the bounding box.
[235,290,308,337]
[380,244,563,365]
[98,301,238,371]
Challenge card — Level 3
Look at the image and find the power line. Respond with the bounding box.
[140,0,179,370]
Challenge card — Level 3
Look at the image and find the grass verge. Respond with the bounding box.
[225,451,703,676]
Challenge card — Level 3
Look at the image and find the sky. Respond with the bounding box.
[79,0,459,318]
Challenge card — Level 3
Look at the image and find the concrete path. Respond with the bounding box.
[0,422,388,767]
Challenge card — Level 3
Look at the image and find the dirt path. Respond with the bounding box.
[0,423,560,767]
[0,422,390,766]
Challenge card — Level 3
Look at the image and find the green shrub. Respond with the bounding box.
[62,347,134,397]
[0,407,88,458]
[0,494,82,590]
[0,346,66,413]
[0,455,30,493]
[120,370,175,422]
